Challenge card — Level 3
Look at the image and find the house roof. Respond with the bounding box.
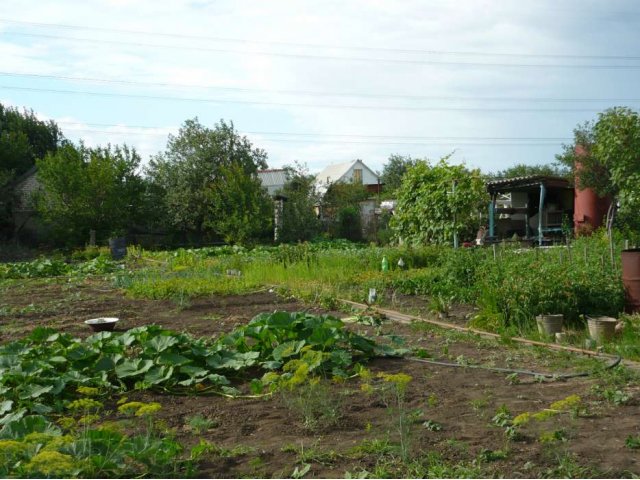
[257,169,290,188]
[486,175,572,193]
[315,160,379,185]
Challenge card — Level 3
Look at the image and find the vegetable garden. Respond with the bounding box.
[2,234,640,478]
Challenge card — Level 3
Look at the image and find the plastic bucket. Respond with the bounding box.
[536,314,563,337]
[586,316,617,343]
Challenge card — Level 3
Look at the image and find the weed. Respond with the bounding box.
[186,414,218,434]
[422,419,442,431]
[280,379,342,432]
[625,435,640,449]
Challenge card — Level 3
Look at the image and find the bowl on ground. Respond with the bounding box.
[84,317,119,332]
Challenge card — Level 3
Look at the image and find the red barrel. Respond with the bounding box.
[573,147,611,234]
[622,249,640,313]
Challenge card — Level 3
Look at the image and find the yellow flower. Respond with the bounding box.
[0,439,28,460]
[360,383,374,394]
[377,372,412,392]
[550,395,581,411]
[23,433,55,445]
[42,435,74,452]
[118,401,144,415]
[25,450,76,476]
[134,402,162,417]
[532,409,558,422]
[67,398,103,412]
[512,412,532,426]
[96,421,125,434]
[57,416,77,430]
[78,414,100,426]
[116,396,129,405]
[76,386,100,396]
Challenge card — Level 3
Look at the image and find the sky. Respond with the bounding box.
[1,0,639,175]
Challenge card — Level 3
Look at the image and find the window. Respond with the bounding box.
[353,169,363,184]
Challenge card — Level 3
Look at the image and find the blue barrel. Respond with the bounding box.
[109,237,127,260]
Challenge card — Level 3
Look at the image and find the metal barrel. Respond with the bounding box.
[621,249,640,313]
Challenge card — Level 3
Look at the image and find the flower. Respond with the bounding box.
[67,398,103,412]
[76,386,100,396]
[134,402,162,417]
[25,450,76,476]
[118,401,144,415]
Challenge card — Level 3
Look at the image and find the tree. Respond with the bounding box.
[0,104,62,238]
[147,118,270,243]
[390,156,488,245]
[488,162,570,180]
[206,162,272,245]
[276,164,320,243]
[380,154,418,194]
[557,107,640,231]
[321,181,369,240]
[35,142,144,245]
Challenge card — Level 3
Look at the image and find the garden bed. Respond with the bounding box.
[2,277,640,478]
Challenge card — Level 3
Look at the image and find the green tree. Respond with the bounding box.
[488,162,570,180]
[321,181,369,240]
[35,142,144,245]
[380,154,418,194]
[147,118,269,243]
[557,107,640,231]
[390,157,488,245]
[0,105,62,238]
[276,165,320,243]
[206,162,272,245]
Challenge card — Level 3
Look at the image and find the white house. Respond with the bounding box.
[315,160,381,195]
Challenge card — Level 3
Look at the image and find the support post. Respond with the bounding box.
[488,195,496,239]
[538,183,546,246]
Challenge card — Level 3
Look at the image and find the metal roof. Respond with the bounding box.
[257,169,290,188]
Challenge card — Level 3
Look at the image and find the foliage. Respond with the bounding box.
[0,256,119,279]
[205,162,272,245]
[487,162,569,180]
[557,107,640,232]
[147,118,268,239]
[0,104,62,239]
[391,157,488,245]
[336,206,363,242]
[0,399,204,478]
[0,313,404,420]
[380,154,418,194]
[35,142,144,245]
[276,165,321,243]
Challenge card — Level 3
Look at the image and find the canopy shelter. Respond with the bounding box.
[486,176,573,245]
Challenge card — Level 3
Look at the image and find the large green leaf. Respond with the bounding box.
[115,359,154,379]
[272,341,305,362]
[146,335,179,353]
[18,383,54,400]
[144,366,174,385]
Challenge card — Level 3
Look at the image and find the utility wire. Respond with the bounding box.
[3,85,636,113]
[56,121,572,141]
[2,17,640,61]
[61,128,565,146]
[3,71,639,103]
[6,31,640,69]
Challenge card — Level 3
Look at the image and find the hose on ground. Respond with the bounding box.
[397,353,622,379]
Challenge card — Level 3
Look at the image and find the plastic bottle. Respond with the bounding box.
[381,256,389,272]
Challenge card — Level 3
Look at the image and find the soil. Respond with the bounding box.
[2,278,640,478]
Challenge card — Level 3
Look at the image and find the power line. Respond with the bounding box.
[3,85,635,113]
[2,17,640,61]
[61,128,564,146]
[6,31,640,69]
[3,71,639,103]
[57,121,572,141]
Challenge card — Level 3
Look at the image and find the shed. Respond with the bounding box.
[486,175,574,245]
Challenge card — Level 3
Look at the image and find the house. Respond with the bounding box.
[315,160,381,195]
[257,169,290,196]
[486,175,574,245]
[1,166,44,242]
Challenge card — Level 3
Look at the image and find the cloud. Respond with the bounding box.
[0,0,637,174]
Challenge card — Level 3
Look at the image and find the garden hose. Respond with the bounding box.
[398,353,622,380]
